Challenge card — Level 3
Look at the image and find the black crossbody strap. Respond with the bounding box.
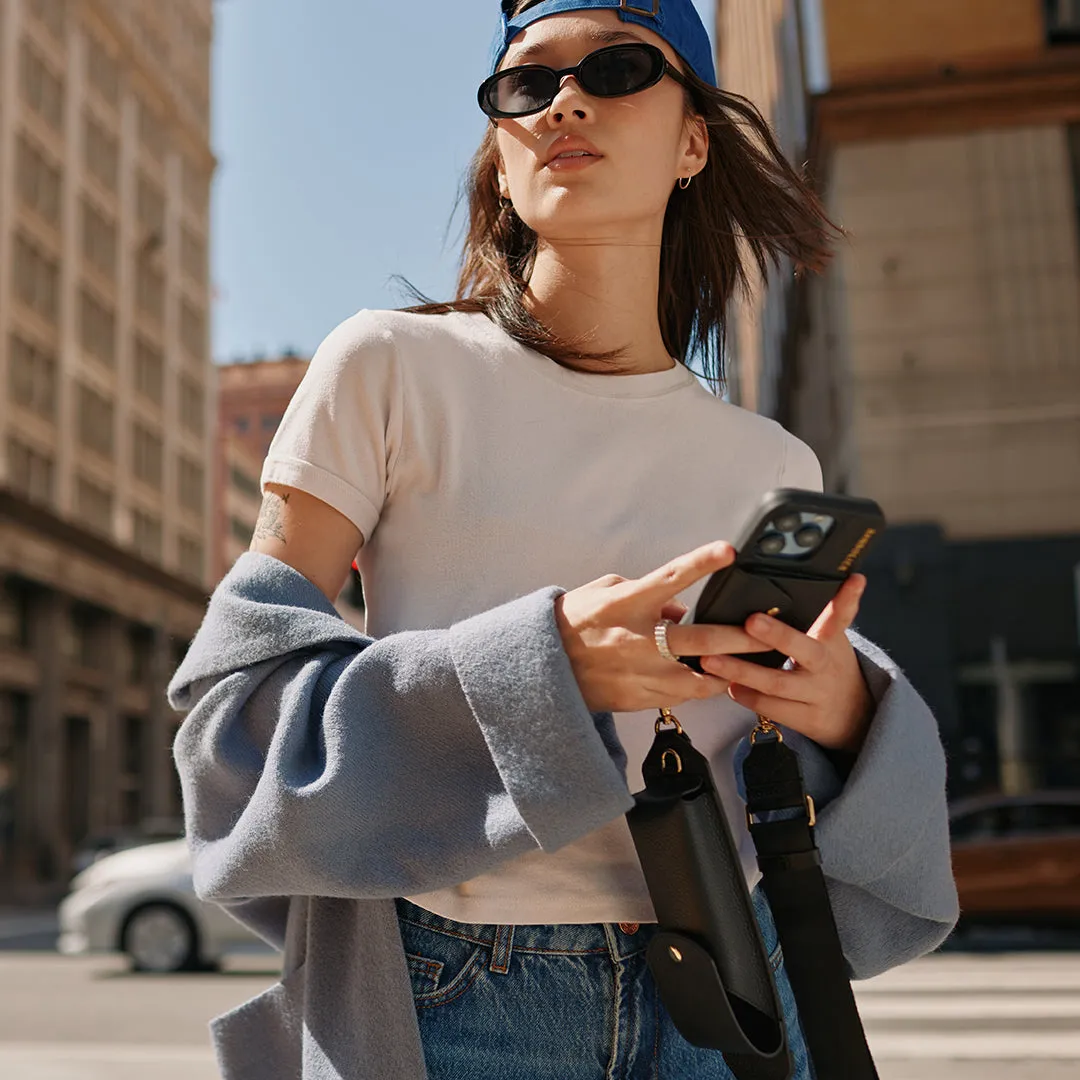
[742,725,879,1080]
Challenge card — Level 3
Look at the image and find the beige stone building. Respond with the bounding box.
[716,1,1080,796]
[0,0,215,900]
[718,0,1080,540]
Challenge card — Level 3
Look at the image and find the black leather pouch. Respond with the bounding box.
[626,717,792,1080]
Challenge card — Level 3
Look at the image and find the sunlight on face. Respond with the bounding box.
[494,10,706,246]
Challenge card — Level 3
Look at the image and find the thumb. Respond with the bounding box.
[810,574,866,641]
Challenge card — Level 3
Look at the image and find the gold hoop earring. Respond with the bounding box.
[678,176,692,190]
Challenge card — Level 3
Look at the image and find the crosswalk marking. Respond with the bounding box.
[853,953,1080,1062]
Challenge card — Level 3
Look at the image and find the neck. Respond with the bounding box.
[523,230,675,376]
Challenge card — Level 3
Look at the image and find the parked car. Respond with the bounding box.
[58,838,266,972]
[70,818,185,878]
[949,790,1080,927]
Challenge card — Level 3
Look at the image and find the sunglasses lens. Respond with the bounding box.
[486,67,558,116]
[580,45,662,97]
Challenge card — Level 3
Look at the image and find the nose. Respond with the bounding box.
[545,75,594,125]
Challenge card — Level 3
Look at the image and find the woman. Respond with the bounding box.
[169,3,958,1078]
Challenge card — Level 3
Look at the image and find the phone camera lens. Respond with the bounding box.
[773,513,801,533]
[758,532,786,556]
[793,524,824,549]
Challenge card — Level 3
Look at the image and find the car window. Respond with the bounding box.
[950,807,1004,840]
[1003,803,1080,836]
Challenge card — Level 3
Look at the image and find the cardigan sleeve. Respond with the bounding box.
[168,553,634,903]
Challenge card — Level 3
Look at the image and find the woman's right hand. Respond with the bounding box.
[554,541,772,714]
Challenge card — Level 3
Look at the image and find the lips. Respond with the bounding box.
[543,137,603,167]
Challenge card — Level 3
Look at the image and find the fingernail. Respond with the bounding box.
[751,615,771,634]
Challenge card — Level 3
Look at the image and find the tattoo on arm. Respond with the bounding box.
[253,491,290,543]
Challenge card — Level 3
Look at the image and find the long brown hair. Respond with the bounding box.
[403,5,838,393]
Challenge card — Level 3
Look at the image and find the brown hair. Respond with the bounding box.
[403,5,839,393]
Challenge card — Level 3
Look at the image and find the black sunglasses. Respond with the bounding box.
[478,42,690,120]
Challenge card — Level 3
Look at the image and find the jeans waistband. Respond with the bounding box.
[394,898,660,964]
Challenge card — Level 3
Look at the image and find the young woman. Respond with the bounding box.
[169,3,958,1078]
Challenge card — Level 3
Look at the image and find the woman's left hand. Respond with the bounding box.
[699,574,875,754]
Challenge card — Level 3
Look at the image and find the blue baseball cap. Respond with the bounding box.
[489,0,717,88]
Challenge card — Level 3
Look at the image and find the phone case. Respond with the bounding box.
[680,489,885,673]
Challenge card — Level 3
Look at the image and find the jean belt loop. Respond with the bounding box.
[489,923,514,975]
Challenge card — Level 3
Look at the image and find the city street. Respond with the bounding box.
[1,913,1079,1080]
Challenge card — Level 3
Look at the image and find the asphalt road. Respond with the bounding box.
[0,917,1078,1079]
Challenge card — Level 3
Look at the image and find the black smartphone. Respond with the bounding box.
[679,489,886,672]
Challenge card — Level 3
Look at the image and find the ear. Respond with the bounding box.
[680,114,709,181]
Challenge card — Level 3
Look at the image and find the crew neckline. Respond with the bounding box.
[460,310,699,400]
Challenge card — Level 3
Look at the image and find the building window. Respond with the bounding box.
[6,438,54,507]
[179,374,204,435]
[81,198,117,279]
[180,226,206,285]
[261,414,280,433]
[8,335,57,421]
[84,113,119,191]
[1047,0,1080,43]
[132,423,163,487]
[126,626,154,685]
[76,476,113,535]
[26,0,67,42]
[0,579,33,650]
[134,336,164,405]
[137,98,167,162]
[132,509,163,562]
[85,31,120,108]
[1068,125,1080,246]
[230,465,261,500]
[235,416,250,434]
[230,516,252,544]
[135,262,165,324]
[79,288,116,366]
[178,536,204,581]
[20,39,65,132]
[179,298,205,359]
[12,233,60,323]
[65,605,106,670]
[15,134,62,226]
[77,383,114,459]
[178,457,204,513]
[120,715,145,827]
[136,172,166,234]
[181,154,209,217]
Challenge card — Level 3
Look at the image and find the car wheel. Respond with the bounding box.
[122,904,200,973]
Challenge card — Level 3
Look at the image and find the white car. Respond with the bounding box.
[58,838,267,972]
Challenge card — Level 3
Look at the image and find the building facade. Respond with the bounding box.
[0,0,215,900]
[716,0,1080,796]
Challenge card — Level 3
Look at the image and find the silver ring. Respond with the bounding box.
[654,619,680,663]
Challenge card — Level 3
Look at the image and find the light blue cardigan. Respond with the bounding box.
[168,552,958,1080]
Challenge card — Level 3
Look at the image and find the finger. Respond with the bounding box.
[703,654,815,704]
[725,683,815,729]
[668,622,774,658]
[742,613,827,673]
[659,601,689,623]
[636,542,736,605]
[809,575,866,642]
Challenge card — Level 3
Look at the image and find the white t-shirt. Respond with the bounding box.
[261,309,823,925]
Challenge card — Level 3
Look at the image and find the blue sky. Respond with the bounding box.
[210,0,715,363]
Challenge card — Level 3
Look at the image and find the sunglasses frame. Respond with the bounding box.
[478,42,691,120]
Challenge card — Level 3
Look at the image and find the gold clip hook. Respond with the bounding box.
[655,707,684,735]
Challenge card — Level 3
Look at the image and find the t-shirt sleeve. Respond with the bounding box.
[261,310,403,542]
[776,430,824,494]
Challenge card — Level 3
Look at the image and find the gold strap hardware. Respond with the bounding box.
[660,749,684,774]
[750,714,783,745]
[655,707,684,736]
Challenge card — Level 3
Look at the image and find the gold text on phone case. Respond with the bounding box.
[838,528,877,572]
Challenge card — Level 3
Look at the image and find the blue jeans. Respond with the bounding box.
[396,888,813,1080]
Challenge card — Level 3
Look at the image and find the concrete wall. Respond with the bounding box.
[814,124,1080,538]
